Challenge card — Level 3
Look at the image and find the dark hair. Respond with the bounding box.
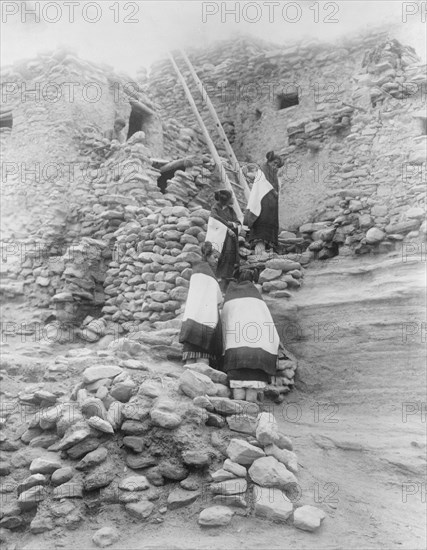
[266,151,284,167]
[238,269,254,283]
[201,241,213,260]
[214,189,232,202]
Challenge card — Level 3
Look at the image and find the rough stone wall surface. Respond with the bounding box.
[148,30,426,254]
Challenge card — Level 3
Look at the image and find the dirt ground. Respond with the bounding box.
[1,253,426,550]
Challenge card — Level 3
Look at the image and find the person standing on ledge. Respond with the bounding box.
[243,151,283,258]
[179,242,223,368]
[103,118,126,144]
[205,189,241,291]
[221,269,280,402]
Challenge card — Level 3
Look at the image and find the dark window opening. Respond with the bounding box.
[127,107,151,140]
[157,168,177,194]
[276,92,299,110]
[0,109,13,129]
[153,158,189,194]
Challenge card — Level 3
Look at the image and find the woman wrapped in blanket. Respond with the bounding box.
[179,242,223,368]
[222,270,280,402]
[243,151,283,258]
[205,189,241,292]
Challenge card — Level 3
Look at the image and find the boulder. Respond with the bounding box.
[249,457,297,489]
[264,444,298,474]
[51,467,73,486]
[256,412,279,446]
[293,505,326,531]
[198,506,234,527]
[185,363,228,384]
[226,414,257,435]
[253,485,293,521]
[92,526,120,548]
[365,227,385,244]
[29,454,62,475]
[52,481,83,499]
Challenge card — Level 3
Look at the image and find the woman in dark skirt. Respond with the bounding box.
[179,243,223,368]
[221,270,280,402]
[244,151,283,257]
[205,189,240,291]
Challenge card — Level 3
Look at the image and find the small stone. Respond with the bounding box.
[223,459,247,478]
[167,487,200,510]
[126,454,156,470]
[159,459,188,481]
[123,436,145,453]
[212,494,247,508]
[226,414,257,435]
[185,363,228,385]
[53,481,83,499]
[119,475,150,491]
[293,505,326,531]
[248,456,297,489]
[83,464,116,491]
[30,515,54,534]
[256,412,279,446]
[18,485,46,510]
[259,268,282,283]
[210,478,247,495]
[264,444,298,474]
[198,506,234,527]
[82,365,123,384]
[57,422,92,450]
[87,416,115,433]
[51,467,74,486]
[92,526,120,548]
[29,454,62,475]
[226,439,265,465]
[150,409,181,429]
[365,227,385,244]
[125,500,154,519]
[178,369,217,398]
[253,485,293,521]
[273,432,293,451]
[182,450,211,467]
[76,447,108,470]
[211,469,237,482]
[67,437,100,459]
[17,474,47,495]
[0,461,11,476]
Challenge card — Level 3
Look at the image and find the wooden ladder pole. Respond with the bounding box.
[167,51,243,220]
[178,49,250,201]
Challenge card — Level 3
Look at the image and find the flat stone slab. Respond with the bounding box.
[226,439,265,465]
[167,488,200,510]
[223,459,247,478]
[82,366,123,384]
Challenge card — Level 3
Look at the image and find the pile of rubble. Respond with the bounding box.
[0,341,315,547]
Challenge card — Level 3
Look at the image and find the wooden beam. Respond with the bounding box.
[179,49,250,201]
[129,98,156,118]
[168,52,243,220]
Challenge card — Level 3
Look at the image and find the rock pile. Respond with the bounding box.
[199,412,325,531]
